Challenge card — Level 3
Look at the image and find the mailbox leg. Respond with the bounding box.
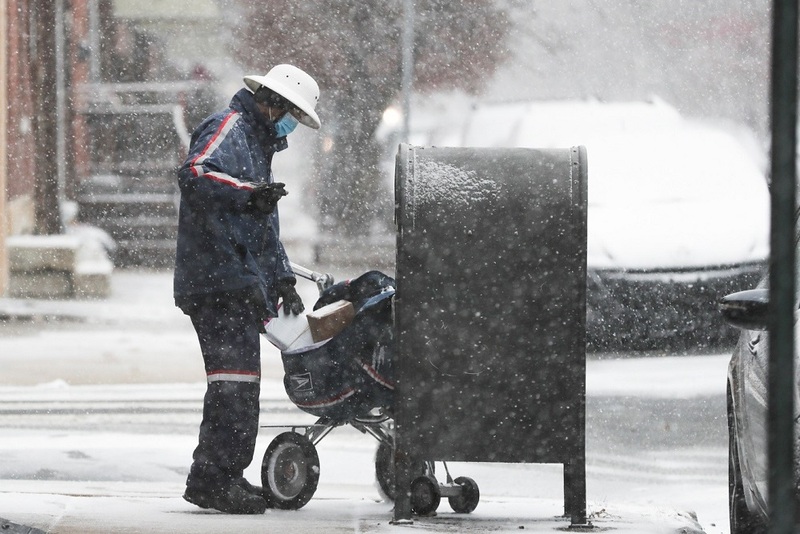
[391,447,414,523]
[564,458,590,527]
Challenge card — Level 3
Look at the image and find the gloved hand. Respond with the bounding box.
[248,182,287,214]
[278,279,304,316]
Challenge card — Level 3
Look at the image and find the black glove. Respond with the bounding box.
[248,182,287,214]
[278,279,305,316]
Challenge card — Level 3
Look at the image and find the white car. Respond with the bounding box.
[453,99,769,349]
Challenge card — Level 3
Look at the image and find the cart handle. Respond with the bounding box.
[290,262,335,294]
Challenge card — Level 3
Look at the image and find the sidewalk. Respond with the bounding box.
[0,269,710,533]
[2,487,707,534]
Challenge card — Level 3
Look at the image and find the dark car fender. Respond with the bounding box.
[727,330,769,523]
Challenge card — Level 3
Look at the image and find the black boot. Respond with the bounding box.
[235,477,264,498]
[184,484,267,514]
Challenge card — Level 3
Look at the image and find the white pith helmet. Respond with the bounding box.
[244,64,321,129]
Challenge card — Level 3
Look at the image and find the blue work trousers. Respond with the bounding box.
[184,289,263,491]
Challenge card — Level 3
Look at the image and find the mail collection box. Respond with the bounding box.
[393,144,588,525]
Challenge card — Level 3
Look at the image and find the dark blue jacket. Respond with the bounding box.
[173,88,294,318]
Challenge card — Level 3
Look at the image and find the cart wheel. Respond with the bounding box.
[261,432,320,510]
[448,476,480,513]
[374,442,427,502]
[410,475,441,516]
[374,442,397,500]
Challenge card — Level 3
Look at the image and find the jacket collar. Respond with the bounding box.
[230,88,288,153]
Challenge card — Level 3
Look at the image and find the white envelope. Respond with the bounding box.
[263,305,315,351]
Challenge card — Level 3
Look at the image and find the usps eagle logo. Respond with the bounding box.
[290,372,313,392]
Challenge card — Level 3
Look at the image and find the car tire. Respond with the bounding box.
[727,386,767,534]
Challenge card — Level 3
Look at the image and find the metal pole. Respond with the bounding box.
[55,0,66,206]
[32,0,62,235]
[400,0,414,143]
[767,0,797,532]
[0,0,8,296]
[88,0,100,82]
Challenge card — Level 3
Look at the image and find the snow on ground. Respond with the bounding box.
[0,339,724,530]
[588,353,729,399]
[0,267,725,532]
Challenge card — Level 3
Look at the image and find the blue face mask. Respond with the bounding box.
[274,113,299,137]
